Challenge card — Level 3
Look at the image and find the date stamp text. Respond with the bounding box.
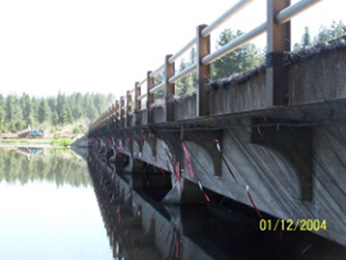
[259,219,327,232]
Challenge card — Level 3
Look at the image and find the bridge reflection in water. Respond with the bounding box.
[87,151,346,260]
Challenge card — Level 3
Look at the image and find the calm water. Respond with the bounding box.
[1,147,345,259]
[0,147,113,260]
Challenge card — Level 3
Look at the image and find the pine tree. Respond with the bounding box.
[38,98,52,123]
[314,20,346,44]
[0,95,5,131]
[211,29,263,80]
[5,95,24,131]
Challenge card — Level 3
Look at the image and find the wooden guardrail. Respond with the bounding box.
[89,0,322,134]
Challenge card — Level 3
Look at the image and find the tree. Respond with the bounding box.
[302,26,312,47]
[51,112,59,126]
[294,26,313,51]
[175,48,197,95]
[0,95,5,131]
[60,107,73,125]
[38,98,52,123]
[0,92,112,132]
[175,59,192,95]
[314,20,346,44]
[211,29,263,80]
[5,95,24,131]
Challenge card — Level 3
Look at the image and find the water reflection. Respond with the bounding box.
[0,147,90,187]
[0,147,113,260]
[88,150,346,260]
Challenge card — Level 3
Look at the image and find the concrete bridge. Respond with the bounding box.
[87,0,346,246]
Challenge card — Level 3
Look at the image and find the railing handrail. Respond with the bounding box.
[202,22,267,65]
[276,0,322,24]
[149,82,165,94]
[168,37,196,64]
[201,0,254,38]
[149,64,165,78]
[89,0,323,133]
[169,63,197,84]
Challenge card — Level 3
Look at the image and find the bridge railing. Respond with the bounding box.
[89,0,322,134]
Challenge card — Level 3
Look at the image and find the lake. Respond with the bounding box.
[0,147,345,259]
[0,147,113,260]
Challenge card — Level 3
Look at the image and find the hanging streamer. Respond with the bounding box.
[182,141,194,178]
[165,229,172,244]
[214,138,238,183]
[198,181,211,202]
[126,136,131,147]
[159,223,165,238]
[165,148,175,169]
[175,162,181,181]
[246,184,263,219]
[175,239,180,259]
[214,138,221,152]
[159,161,166,176]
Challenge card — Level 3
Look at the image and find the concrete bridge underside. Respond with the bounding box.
[89,45,346,246]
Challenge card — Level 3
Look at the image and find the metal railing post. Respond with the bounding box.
[147,71,154,124]
[266,0,291,106]
[126,90,132,127]
[115,100,120,128]
[109,105,114,129]
[165,55,175,121]
[112,103,116,129]
[108,107,112,130]
[135,82,141,126]
[196,24,210,117]
[120,96,125,128]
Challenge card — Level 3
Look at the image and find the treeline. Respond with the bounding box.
[0,92,115,132]
[294,20,346,50]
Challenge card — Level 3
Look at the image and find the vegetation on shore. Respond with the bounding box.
[0,92,115,134]
[0,137,75,147]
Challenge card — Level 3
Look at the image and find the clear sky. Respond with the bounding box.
[0,0,344,98]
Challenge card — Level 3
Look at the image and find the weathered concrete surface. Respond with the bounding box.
[290,49,346,105]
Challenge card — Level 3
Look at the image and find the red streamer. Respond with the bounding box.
[246,184,263,219]
[182,142,194,178]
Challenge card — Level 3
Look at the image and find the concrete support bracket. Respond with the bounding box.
[184,130,223,177]
[251,117,313,201]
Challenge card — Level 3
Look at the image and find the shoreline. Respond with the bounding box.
[0,138,75,147]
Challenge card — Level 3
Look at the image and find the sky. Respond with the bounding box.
[0,0,344,98]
